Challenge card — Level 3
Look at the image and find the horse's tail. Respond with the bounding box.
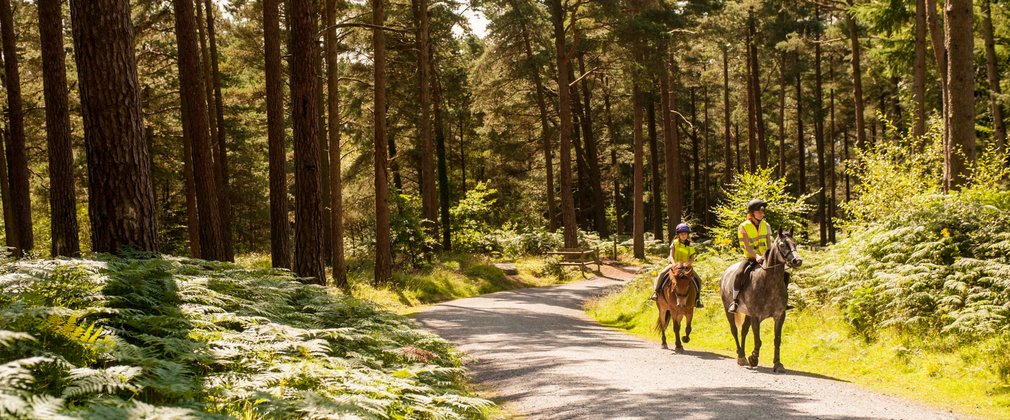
[654,309,671,332]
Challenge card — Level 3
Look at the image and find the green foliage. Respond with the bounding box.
[391,194,438,267]
[0,257,492,418]
[712,168,814,251]
[450,182,500,253]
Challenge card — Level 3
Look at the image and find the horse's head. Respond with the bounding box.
[775,228,803,268]
[671,262,694,308]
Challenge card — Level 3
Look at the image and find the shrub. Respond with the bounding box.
[712,168,813,252]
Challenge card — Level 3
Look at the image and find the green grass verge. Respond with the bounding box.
[585,252,1010,419]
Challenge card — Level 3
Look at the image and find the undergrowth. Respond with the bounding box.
[0,254,491,418]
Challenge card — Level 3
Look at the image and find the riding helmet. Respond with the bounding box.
[675,223,691,234]
[746,199,768,213]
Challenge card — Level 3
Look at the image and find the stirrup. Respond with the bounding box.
[695,300,704,308]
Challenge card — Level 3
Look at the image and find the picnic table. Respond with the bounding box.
[545,247,601,274]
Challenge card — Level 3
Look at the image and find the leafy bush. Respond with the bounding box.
[0,256,491,418]
[451,182,500,253]
[712,168,813,252]
[391,193,438,267]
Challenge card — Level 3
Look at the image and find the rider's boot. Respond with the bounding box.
[727,290,740,313]
[693,277,704,308]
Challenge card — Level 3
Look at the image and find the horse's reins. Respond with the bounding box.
[762,238,798,270]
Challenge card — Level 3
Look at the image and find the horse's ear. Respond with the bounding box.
[778,227,783,236]
[788,228,794,236]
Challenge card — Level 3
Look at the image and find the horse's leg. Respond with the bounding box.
[682,308,693,344]
[673,316,683,352]
[738,315,752,366]
[748,318,762,368]
[773,314,786,373]
[726,312,744,365]
[658,309,669,349]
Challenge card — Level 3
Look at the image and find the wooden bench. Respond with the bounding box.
[546,247,601,274]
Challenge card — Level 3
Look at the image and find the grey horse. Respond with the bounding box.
[719,228,802,373]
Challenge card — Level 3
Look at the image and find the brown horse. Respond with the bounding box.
[719,228,802,372]
[656,262,697,352]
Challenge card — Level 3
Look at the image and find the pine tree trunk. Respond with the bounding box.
[632,83,645,259]
[913,0,928,138]
[0,128,14,247]
[846,3,867,151]
[647,93,662,242]
[945,0,975,190]
[173,0,225,260]
[183,131,200,257]
[829,63,837,243]
[981,0,1005,151]
[603,81,623,236]
[204,0,232,260]
[745,18,757,173]
[289,0,326,283]
[722,47,732,185]
[814,28,827,246]
[662,67,682,239]
[414,0,438,241]
[68,0,158,254]
[778,54,787,180]
[703,87,712,227]
[796,69,806,194]
[372,0,393,283]
[0,0,32,255]
[325,0,346,286]
[690,88,701,220]
[547,0,577,249]
[263,0,291,269]
[925,0,949,169]
[316,24,331,265]
[577,53,609,238]
[432,62,451,250]
[38,0,81,257]
[749,8,768,168]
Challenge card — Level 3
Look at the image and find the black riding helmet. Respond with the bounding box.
[747,199,767,214]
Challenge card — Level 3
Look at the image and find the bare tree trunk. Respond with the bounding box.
[0,0,32,255]
[690,88,701,220]
[264,0,291,268]
[945,0,975,190]
[703,86,712,226]
[547,0,577,248]
[778,54,787,180]
[662,67,682,239]
[325,0,346,286]
[202,0,232,260]
[745,18,757,172]
[981,0,1005,151]
[913,0,927,138]
[749,8,768,168]
[814,14,827,246]
[433,63,451,250]
[603,78,623,236]
[846,2,867,151]
[796,69,806,194]
[372,0,393,283]
[315,23,331,265]
[633,83,645,258]
[647,93,662,241]
[413,0,438,241]
[183,132,200,257]
[829,62,837,243]
[925,0,949,188]
[290,0,326,283]
[0,127,14,247]
[69,0,158,254]
[38,0,81,257]
[173,0,225,260]
[577,53,609,238]
[722,47,733,185]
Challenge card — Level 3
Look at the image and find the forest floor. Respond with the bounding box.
[414,264,960,419]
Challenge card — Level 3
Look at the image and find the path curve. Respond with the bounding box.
[414,265,960,419]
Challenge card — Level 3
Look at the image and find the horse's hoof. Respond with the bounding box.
[682,336,690,343]
[737,357,747,366]
[661,343,668,350]
[675,346,684,353]
[748,355,759,367]
[773,363,786,373]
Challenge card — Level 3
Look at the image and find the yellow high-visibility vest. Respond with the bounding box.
[738,219,770,258]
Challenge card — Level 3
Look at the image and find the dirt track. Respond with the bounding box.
[414,265,960,419]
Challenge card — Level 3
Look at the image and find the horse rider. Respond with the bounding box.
[650,223,704,308]
[727,199,792,313]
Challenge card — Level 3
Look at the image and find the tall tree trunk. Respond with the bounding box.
[814,27,827,246]
[778,54,787,180]
[982,0,1005,151]
[571,99,592,229]
[647,93,662,241]
[846,2,867,151]
[577,53,609,238]
[796,69,807,194]
[722,47,732,185]
[183,130,200,257]
[603,78,623,236]
[290,0,326,283]
[703,87,712,226]
[749,8,768,168]
[547,0,577,248]
[690,88,701,220]
[0,127,13,247]
[38,0,81,257]
[196,0,216,145]
[372,0,393,283]
[945,0,975,190]
[388,128,403,191]
[735,123,742,173]
[925,0,949,187]
[745,18,757,172]
[263,0,291,269]
[325,0,346,286]
[69,0,158,254]
[173,0,225,260]
[632,83,645,258]
[913,0,928,138]
[433,63,451,250]
[414,0,438,240]
[203,0,232,260]
[0,0,32,255]
[844,129,851,201]
[829,63,837,243]
[316,25,331,265]
[662,67,682,238]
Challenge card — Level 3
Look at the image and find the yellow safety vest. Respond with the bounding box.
[738,219,770,259]
[671,240,696,263]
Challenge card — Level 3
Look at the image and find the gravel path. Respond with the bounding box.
[414,265,960,419]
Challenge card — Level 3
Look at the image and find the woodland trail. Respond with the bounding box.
[414,264,959,419]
